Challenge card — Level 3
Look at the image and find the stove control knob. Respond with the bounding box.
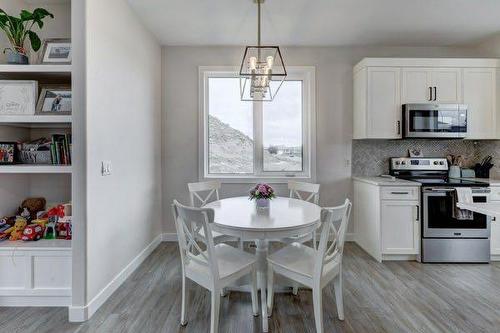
[395,161,400,165]
[434,161,439,165]
[401,161,407,165]
[439,161,445,165]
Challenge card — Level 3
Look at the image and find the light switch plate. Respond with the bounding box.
[101,161,112,176]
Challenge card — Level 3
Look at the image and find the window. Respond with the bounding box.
[200,66,315,181]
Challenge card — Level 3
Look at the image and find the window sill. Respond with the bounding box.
[201,175,315,184]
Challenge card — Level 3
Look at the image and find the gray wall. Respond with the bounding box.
[162,45,480,233]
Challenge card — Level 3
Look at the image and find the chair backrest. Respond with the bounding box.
[171,200,219,280]
[314,199,352,279]
[188,181,221,207]
[288,181,320,204]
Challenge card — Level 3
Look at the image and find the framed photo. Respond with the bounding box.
[40,39,71,64]
[36,86,72,115]
[0,142,16,164]
[0,80,38,115]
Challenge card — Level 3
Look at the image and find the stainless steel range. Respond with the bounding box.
[390,157,491,263]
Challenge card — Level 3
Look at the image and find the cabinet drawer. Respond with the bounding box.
[381,187,419,201]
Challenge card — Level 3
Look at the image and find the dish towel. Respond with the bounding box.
[453,187,474,220]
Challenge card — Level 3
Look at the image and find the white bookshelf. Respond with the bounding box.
[0,165,72,174]
[0,64,71,73]
[0,115,71,128]
[0,239,71,250]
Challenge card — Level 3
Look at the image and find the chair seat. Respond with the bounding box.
[268,242,340,279]
[197,227,237,241]
[187,244,255,279]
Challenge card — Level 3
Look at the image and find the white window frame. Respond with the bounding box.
[199,66,316,183]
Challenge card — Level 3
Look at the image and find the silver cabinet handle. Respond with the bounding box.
[397,121,401,135]
[416,205,420,221]
[391,191,409,195]
[429,87,433,101]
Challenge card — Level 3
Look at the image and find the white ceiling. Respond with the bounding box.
[128,0,500,47]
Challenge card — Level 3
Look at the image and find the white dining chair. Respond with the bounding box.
[267,199,352,333]
[172,200,259,333]
[188,181,243,249]
[280,181,321,294]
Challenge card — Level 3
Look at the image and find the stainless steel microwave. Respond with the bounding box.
[403,104,467,138]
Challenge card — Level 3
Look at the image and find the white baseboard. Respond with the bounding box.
[491,254,500,261]
[345,233,355,242]
[69,234,162,322]
[0,295,71,307]
[162,233,178,242]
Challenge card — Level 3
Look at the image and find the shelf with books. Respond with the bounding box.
[0,165,72,174]
[0,115,71,128]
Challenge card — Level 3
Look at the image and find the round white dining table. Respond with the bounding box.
[204,196,322,332]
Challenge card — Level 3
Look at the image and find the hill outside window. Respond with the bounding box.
[199,66,316,182]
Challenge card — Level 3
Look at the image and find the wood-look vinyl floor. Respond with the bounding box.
[1,242,500,333]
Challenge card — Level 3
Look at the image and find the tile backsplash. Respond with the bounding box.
[351,139,488,177]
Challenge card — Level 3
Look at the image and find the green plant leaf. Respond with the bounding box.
[20,10,33,21]
[27,30,41,51]
[33,8,54,20]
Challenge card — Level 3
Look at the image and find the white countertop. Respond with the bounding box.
[454,177,500,186]
[352,176,421,187]
[457,202,500,217]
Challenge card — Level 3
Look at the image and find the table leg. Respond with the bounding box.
[255,239,269,332]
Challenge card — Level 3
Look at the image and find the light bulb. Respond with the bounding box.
[266,56,274,69]
[249,57,257,71]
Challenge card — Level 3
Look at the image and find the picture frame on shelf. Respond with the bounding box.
[0,80,38,115]
[40,38,71,64]
[0,142,17,164]
[36,86,72,115]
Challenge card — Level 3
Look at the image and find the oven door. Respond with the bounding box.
[403,104,467,138]
[423,188,491,238]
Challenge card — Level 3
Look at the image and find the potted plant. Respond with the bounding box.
[0,8,54,64]
[249,183,276,208]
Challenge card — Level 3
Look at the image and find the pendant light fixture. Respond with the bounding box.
[239,0,286,101]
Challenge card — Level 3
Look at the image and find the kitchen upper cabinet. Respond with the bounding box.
[463,68,496,139]
[401,68,461,104]
[354,58,500,140]
[353,67,401,139]
[431,68,462,103]
[402,68,432,103]
[381,201,420,254]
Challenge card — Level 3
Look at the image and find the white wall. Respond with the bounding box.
[162,45,481,234]
[0,0,71,63]
[85,0,162,303]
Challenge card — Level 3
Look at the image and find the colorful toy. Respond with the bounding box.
[6,217,28,241]
[56,218,71,240]
[21,224,44,241]
[17,197,46,220]
[32,218,48,229]
[44,221,56,239]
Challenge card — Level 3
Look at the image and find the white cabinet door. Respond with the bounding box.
[491,221,500,256]
[463,68,496,139]
[381,201,419,254]
[367,67,401,139]
[431,68,462,103]
[402,68,432,103]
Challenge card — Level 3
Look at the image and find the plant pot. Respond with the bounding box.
[256,198,270,208]
[6,50,29,65]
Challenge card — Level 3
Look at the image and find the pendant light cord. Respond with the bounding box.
[257,0,261,47]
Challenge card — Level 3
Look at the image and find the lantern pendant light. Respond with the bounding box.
[239,0,286,101]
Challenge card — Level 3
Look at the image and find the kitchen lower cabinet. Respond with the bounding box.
[488,185,500,260]
[381,201,420,255]
[353,178,420,262]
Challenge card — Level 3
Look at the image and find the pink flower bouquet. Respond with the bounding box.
[249,183,276,201]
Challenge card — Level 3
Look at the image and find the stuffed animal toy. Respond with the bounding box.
[6,217,28,241]
[17,198,46,221]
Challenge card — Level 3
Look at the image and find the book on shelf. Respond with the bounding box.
[50,134,71,165]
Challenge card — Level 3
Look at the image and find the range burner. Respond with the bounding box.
[389,157,489,187]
